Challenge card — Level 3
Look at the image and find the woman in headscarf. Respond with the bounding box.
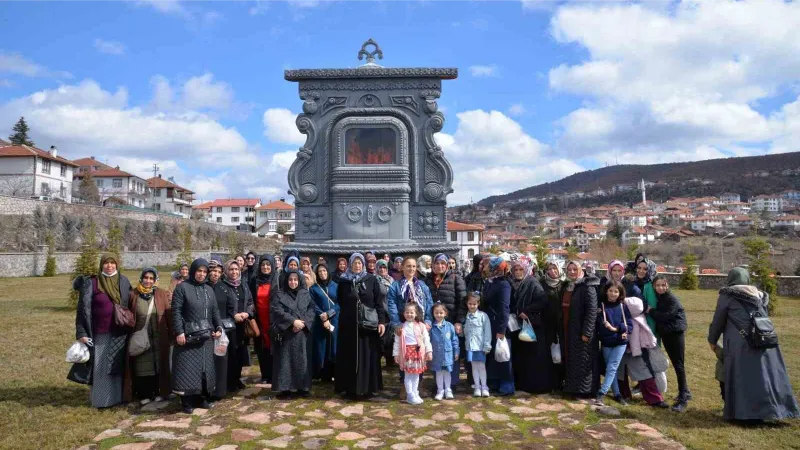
[127,267,173,405]
[542,262,565,389]
[708,267,799,421]
[249,255,276,384]
[389,256,403,281]
[168,263,189,296]
[310,263,339,381]
[332,257,348,283]
[171,258,224,414]
[483,257,514,396]
[375,259,396,367]
[417,255,433,278]
[425,253,467,389]
[562,260,600,397]
[244,252,259,283]
[335,253,388,398]
[603,260,641,300]
[271,270,316,397]
[365,253,378,274]
[508,259,554,394]
[222,259,254,392]
[273,256,301,295]
[465,253,487,295]
[208,259,234,399]
[300,256,313,276]
[72,254,132,408]
[630,255,658,337]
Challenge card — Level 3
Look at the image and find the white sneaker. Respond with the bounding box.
[445,389,454,399]
[473,388,482,397]
[411,394,424,405]
[434,390,444,401]
[140,398,151,406]
[153,396,163,402]
[481,388,490,397]
[406,395,416,405]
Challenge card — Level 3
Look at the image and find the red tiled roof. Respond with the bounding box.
[0,144,79,167]
[74,168,138,178]
[256,200,294,211]
[447,221,485,232]
[194,201,213,210]
[206,198,261,208]
[71,157,113,169]
[147,176,194,194]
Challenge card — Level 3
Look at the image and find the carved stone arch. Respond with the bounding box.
[422,111,454,202]
[287,114,319,204]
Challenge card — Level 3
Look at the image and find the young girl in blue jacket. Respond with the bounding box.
[595,280,633,406]
[430,303,459,400]
[463,292,492,397]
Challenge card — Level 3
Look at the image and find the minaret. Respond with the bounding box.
[641,178,647,207]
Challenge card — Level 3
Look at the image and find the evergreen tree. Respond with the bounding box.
[626,243,640,262]
[212,233,222,250]
[69,220,99,307]
[742,237,778,314]
[106,218,124,270]
[227,231,244,260]
[528,236,549,270]
[607,221,623,243]
[176,223,193,270]
[61,215,79,251]
[679,253,699,290]
[77,172,101,204]
[33,206,46,241]
[8,117,35,146]
[44,233,57,277]
[565,241,579,261]
[45,206,59,232]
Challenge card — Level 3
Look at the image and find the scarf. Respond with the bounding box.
[509,259,530,290]
[173,263,189,281]
[635,256,657,286]
[97,254,121,304]
[488,256,508,280]
[400,276,427,311]
[187,258,209,286]
[565,260,584,292]
[255,254,275,285]
[339,253,369,283]
[224,259,242,288]
[726,267,750,286]
[286,256,300,271]
[544,263,562,289]
[418,255,432,276]
[316,263,331,288]
[136,267,158,299]
[283,269,302,299]
[607,260,624,281]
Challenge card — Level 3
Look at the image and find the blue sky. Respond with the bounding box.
[1,0,799,205]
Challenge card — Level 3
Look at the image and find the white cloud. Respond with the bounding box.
[0,51,72,79]
[181,73,233,111]
[548,0,800,162]
[508,103,526,117]
[468,64,499,78]
[263,108,304,145]
[94,39,126,55]
[147,73,245,116]
[0,79,15,88]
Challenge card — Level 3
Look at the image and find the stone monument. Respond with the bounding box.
[283,39,459,256]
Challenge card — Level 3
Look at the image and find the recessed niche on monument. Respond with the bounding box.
[283,38,459,255]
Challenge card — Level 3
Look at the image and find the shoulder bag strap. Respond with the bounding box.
[142,296,155,330]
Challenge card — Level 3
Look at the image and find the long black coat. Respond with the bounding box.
[511,276,556,393]
[335,275,387,397]
[271,286,316,392]
[171,278,223,396]
[424,271,467,322]
[564,275,600,395]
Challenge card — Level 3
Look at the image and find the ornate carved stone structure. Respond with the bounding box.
[284,39,459,255]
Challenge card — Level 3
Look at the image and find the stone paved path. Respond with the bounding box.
[79,368,686,450]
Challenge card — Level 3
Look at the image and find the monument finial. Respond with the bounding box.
[357,38,383,68]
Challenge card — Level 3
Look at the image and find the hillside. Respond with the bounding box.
[478,152,800,206]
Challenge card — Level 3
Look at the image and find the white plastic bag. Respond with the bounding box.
[494,337,510,362]
[507,314,520,332]
[214,332,229,357]
[655,371,668,394]
[66,340,92,363]
[519,319,537,342]
[551,336,562,364]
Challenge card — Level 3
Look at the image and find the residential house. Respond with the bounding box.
[72,156,113,174]
[73,167,148,208]
[749,194,784,213]
[544,238,569,249]
[659,229,696,242]
[622,227,655,245]
[447,221,485,266]
[685,216,723,232]
[769,215,800,230]
[146,175,194,218]
[570,223,607,252]
[255,199,295,237]
[724,202,750,215]
[207,198,261,231]
[0,143,77,201]
[615,211,648,228]
[193,201,213,220]
[719,192,741,204]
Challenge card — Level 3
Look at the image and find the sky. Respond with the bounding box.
[1,0,799,206]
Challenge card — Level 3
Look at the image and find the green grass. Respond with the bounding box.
[0,273,798,450]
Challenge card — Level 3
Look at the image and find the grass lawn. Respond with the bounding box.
[0,272,798,450]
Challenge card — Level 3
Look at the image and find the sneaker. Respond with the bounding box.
[434,390,444,401]
[593,394,605,406]
[139,398,151,406]
[613,395,628,406]
[406,395,416,405]
[481,388,490,398]
[672,400,688,413]
[675,391,693,402]
[651,401,670,409]
[199,399,210,409]
[445,389,454,400]
[153,396,163,402]
[410,395,424,405]
[473,388,482,398]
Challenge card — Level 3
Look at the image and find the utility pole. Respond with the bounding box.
[151,163,159,211]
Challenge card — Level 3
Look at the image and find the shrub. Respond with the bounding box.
[69,220,99,307]
[742,237,778,314]
[679,254,699,290]
[43,233,56,277]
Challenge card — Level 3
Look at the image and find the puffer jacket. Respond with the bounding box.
[424,270,467,322]
[649,290,687,335]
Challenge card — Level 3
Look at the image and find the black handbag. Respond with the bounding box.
[357,299,379,331]
[67,361,92,385]
[185,319,212,344]
[733,298,778,349]
[221,318,236,331]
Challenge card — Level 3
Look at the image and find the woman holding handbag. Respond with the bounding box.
[483,257,515,396]
[221,259,254,393]
[72,254,132,408]
[171,258,224,414]
[208,260,235,399]
[126,267,172,405]
[309,263,339,381]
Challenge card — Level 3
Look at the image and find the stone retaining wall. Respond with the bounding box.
[596,269,800,297]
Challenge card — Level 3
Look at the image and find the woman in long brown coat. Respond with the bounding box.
[125,267,172,404]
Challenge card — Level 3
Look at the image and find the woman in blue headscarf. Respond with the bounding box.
[334,253,388,398]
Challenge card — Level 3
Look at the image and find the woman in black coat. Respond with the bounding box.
[221,259,254,392]
[335,253,387,398]
[171,258,224,413]
[425,253,467,389]
[270,270,316,396]
[541,262,565,389]
[72,254,132,408]
[562,260,600,396]
[207,260,235,400]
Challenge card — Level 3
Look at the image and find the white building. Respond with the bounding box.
[146,175,194,218]
[686,216,723,232]
[769,215,800,230]
[749,195,784,213]
[447,221,484,266]
[615,212,648,227]
[207,198,261,231]
[0,143,76,201]
[622,227,655,245]
[255,199,296,237]
[73,167,148,208]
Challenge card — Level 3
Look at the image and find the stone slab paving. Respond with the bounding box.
[83,368,687,450]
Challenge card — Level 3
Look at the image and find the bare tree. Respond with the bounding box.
[0,176,34,197]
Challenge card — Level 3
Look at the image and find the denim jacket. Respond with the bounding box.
[463,310,492,353]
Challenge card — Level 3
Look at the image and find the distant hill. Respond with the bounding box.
[478,152,800,206]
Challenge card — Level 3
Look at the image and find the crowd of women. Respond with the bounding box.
[71,250,798,422]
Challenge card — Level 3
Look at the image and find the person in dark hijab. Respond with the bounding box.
[169,263,189,296]
[250,255,276,383]
[244,252,259,283]
[223,259,254,392]
[271,270,316,397]
[310,263,339,381]
[208,259,234,400]
[332,257,348,283]
[389,256,403,281]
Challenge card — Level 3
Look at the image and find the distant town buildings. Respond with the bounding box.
[0,141,77,201]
